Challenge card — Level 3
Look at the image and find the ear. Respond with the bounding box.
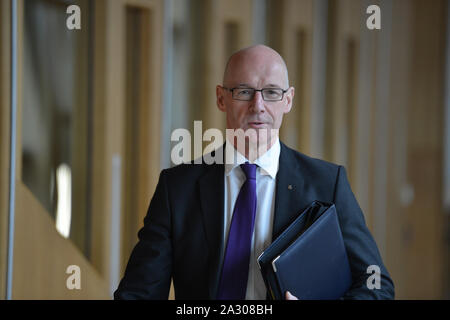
[216,85,227,112]
[284,87,295,114]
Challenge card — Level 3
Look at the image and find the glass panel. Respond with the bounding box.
[22,0,93,259]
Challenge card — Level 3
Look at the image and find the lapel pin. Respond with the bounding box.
[288,184,293,190]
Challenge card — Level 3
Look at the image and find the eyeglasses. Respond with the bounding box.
[222,86,288,101]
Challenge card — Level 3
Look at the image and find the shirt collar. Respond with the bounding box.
[224,137,280,179]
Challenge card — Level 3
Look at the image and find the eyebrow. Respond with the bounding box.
[236,83,282,88]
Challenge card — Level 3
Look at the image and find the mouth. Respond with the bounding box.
[248,121,268,129]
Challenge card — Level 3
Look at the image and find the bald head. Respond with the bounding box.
[223,45,289,88]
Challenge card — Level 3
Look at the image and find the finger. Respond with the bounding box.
[285,291,299,300]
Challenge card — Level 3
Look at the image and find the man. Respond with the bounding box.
[114,45,395,300]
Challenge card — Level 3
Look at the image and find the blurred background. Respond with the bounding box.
[0,0,449,299]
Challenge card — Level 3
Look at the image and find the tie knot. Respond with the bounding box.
[240,162,257,180]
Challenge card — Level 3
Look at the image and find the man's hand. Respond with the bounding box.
[285,291,299,300]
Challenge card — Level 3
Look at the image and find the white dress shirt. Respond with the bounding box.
[223,138,280,300]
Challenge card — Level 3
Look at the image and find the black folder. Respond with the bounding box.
[257,201,352,300]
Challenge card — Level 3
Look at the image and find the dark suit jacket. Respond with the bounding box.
[114,142,395,299]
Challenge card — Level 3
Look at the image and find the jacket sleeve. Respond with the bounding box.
[114,169,172,300]
[333,166,395,299]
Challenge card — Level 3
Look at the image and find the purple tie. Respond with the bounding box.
[217,162,257,300]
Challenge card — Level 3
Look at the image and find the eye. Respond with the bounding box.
[264,89,282,97]
[236,89,252,96]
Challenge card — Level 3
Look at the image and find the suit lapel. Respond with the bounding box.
[272,143,310,240]
[198,148,225,299]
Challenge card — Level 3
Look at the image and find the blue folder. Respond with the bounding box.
[257,201,352,300]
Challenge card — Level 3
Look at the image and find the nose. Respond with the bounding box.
[250,90,265,113]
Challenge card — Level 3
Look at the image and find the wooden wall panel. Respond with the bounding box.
[266,0,447,299]
[353,0,377,231]
[90,0,109,281]
[10,0,111,299]
[9,0,164,299]
[13,182,109,299]
[386,0,446,299]
[385,0,414,300]
[325,0,363,194]
[102,0,163,291]
[269,0,314,154]
[0,0,11,300]
[395,0,445,299]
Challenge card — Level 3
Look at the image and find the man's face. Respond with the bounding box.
[216,47,294,148]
